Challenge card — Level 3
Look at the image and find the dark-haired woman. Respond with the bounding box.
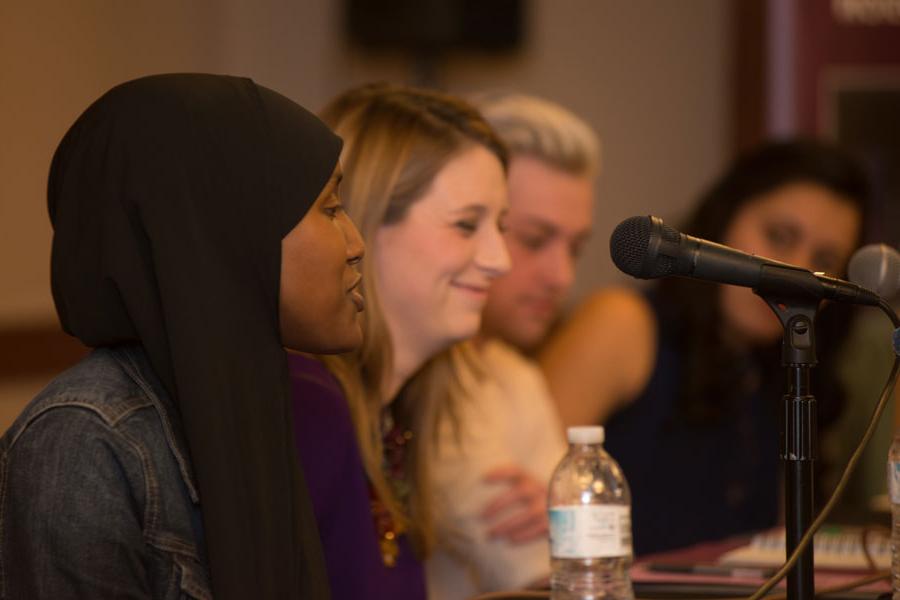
[0,74,365,599]
[539,139,869,555]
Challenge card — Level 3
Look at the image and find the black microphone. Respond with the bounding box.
[609,215,881,306]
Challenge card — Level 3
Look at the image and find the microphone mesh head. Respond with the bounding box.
[848,243,900,299]
[610,216,653,277]
[610,215,682,279]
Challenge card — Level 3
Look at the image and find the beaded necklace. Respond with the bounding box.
[369,409,413,567]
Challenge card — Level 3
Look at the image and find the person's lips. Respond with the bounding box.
[522,297,558,319]
[348,275,365,312]
[451,281,490,297]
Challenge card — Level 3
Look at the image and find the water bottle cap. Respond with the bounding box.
[567,426,604,445]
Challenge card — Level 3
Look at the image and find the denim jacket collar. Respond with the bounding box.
[113,344,200,504]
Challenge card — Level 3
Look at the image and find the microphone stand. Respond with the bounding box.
[756,265,824,600]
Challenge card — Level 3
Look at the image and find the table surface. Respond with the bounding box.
[631,533,890,598]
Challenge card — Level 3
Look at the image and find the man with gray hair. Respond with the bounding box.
[479,92,599,350]
[428,93,599,599]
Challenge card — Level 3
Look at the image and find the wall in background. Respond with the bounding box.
[0,0,733,432]
[0,0,732,327]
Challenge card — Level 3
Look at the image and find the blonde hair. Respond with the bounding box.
[319,84,506,555]
[474,92,600,178]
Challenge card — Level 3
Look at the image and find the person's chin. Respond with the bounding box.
[442,314,482,345]
[329,313,365,353]
[509,327,545,351]
[324,329,364,354]
[486,316,537,350]
[517,311,552,343]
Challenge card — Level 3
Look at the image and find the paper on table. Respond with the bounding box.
[718,526,890,571]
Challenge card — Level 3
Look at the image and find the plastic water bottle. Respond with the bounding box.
[548,426,634,600]
[889,430,900,599]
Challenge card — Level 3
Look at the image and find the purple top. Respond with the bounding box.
[288,353,426,600]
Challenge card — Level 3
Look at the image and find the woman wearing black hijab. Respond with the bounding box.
[0,74,365,599]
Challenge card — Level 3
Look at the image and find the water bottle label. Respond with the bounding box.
[889,460,900,503]
[549,505,632,558]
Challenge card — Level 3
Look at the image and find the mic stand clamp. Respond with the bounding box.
[756,264,823,600]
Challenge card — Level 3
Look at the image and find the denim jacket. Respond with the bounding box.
[0,345,212,599]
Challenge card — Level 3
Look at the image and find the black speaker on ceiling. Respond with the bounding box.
[346,0,524,53]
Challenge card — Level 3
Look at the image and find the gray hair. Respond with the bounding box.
[473,92,601,178]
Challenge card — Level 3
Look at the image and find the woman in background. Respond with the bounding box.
[1,73,365,599]
[289,84,510,598]
[540,139,869,555]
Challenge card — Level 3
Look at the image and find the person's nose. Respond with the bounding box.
[476,225,511,278]
[541,243,576,294]
[342,214,365,267]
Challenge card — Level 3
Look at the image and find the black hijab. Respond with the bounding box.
[48,74,339,598]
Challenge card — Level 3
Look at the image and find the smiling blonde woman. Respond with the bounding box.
[287,84,510,599]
